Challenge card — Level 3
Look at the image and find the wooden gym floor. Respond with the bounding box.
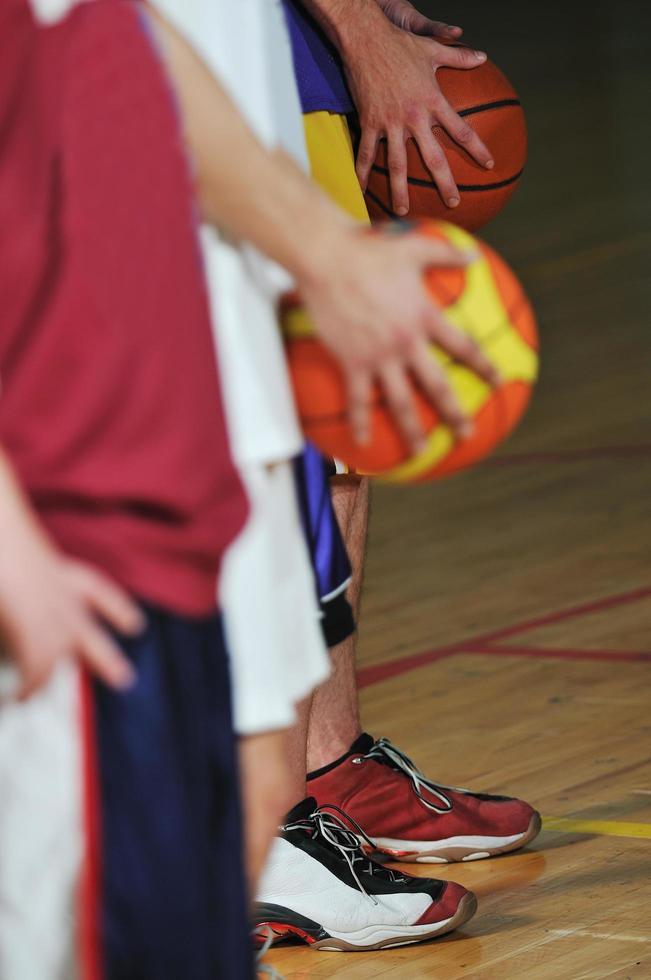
[268,1,651,976]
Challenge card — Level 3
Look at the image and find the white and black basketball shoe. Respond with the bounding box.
[255,798,477,952]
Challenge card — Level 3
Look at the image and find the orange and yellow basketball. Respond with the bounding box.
[281,220,538,483]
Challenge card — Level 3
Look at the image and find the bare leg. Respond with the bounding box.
[238,729,292,896]
[282,475,369,803]
[306,475,369,772]
[284,693,313,804]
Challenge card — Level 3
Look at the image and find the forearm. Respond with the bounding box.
[144,5,354,290]
[296,0,391,57]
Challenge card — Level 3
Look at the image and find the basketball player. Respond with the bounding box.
[147,0,497,899]
[0,1,497,973]
[254,0,541,949]
[0,3,251,976]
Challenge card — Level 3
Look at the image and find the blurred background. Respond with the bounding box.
[339,3,651,975]
[360,0,651,670]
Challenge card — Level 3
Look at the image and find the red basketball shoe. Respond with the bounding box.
[307,734,541,863]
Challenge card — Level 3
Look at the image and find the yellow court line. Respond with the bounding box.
[543,816,651,839]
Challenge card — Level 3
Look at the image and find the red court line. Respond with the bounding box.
[357,642,651,688]
[488,444,651,466]
[358,646,461,689]
[470,586,651,646]
[357,585,651,689]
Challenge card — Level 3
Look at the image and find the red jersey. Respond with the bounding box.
[0,1,247,616]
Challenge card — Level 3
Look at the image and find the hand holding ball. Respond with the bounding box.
[282,221,538,483]
[363,54,527,232]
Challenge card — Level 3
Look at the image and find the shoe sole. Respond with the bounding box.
[256,891,477,952]
[372,811,542,864]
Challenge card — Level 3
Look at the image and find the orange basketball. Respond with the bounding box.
[281,221,538,483]
[363,52,527,232]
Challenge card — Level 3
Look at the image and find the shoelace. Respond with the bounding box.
[253,926,284,979]
[282,803,408,905]
[361,737,471,814]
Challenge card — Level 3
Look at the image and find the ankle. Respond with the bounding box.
[306,730,366,779]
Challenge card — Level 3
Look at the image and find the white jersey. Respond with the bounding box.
[157,0,307,465]
[153,0,330,732]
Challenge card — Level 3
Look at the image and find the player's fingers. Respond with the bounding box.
[432,22,463,38]
[411,125,459,207]
[386,130,410,216]
[77,622,136,690]
[346,368,373,446]
[399,11,461,37]
[356,126,379,191]
[401,231,476,269]
[435,101,494,169]
[379,359,426,453]
[418,20,463,39]
[408,340,472,438]
[71,563,145,636]
[425,306,500,386]
[381,1,462,37]
[436,45,487,70]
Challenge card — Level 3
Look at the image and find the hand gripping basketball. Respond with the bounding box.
[282,221,539,484]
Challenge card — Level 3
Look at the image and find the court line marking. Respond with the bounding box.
[548,928,651,944]
[357,585,651,688]
[468,586,651,646]
[543,816,651,839]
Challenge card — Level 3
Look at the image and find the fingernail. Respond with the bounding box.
[395,206,408,217]
[459,421,474,440]
[485,159,495,169]
[448,196,460,208]
[475,50,487,61]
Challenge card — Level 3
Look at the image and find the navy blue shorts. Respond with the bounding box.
[88,607,252,980]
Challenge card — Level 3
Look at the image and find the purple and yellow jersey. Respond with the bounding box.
[282,0,352,114]
[281,2,372,644]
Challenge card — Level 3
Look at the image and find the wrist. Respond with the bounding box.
[303,0,389,57]
[0,453,53,583]
[292,220,362,296]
